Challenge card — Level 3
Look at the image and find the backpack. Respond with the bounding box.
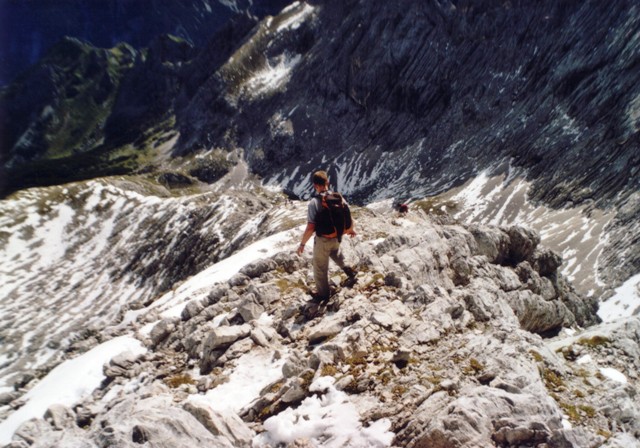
[315,191,352,242]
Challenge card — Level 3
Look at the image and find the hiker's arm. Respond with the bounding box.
[345,224,356,237]
[297,222,315,254]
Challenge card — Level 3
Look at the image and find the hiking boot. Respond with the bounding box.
[310,290,330,303]
[343,266,357,279]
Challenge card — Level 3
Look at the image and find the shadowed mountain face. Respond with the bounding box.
[3,0,638,204]
[0,0,291,86]
[177,0,640,208]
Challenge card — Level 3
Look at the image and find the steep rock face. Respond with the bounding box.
[179,0,640,211]
[7,206,639,447]
[0,7,270,195]
[172,0,640,293]
[1,38,137,166]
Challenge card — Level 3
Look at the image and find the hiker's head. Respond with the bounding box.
[312,171,329,190]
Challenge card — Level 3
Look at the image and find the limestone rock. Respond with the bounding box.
[410,386,562,447]
[150,317,180,347]
[44,404,76,430]
[183,400,254,446]
[239,259,277,279]
[247,283,280,306]
[506,225,540,264]
[104,351,143,379]
[204,324,252,351]
[90,395,235,447]
[369,300,411,332]
[238,295,265,322]
[308,315,345,343]
[470,225,510,264]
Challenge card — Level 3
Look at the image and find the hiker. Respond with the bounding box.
[297,170,356,301]
[393,199,409,215]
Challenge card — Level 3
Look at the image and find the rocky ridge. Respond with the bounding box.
[2,0,639,298]
[5,205,639,447]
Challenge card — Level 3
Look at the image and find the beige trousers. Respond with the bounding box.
[313,236,347,298]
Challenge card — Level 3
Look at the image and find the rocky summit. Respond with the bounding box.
[1,193,638,447]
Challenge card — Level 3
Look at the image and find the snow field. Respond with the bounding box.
[0,337,146,444]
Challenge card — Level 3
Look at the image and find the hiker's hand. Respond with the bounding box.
[296,244,305,255]
[346,229,357,237]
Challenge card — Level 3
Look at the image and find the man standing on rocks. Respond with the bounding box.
[297,170,357,301]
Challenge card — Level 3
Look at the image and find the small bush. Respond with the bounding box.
[541,368,564,391]
[577,336,610,347]
[529,350,544,363]
[165,374,195,388]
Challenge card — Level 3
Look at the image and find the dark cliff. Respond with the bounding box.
[177,0,639,209]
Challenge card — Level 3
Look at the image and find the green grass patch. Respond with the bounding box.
[321,364,338,377]
[577,335,610,347]
[413,197,459,216]
[164,373,195,388]
[463,358,485,374]
[541,367,565,391]
[529,350,544,363]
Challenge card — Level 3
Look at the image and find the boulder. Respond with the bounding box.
[203,324,252,351]
[250,325,278,348]
[240,259,277,279]
[247,283,280,306]
[369,300,411,331]
[91,395,235,447]
[308,315,345,343]
[532,248,563,277]
[206,285,229,305]
[410,387,562,448]
[181,298,207,321]
[469,226,510,264]
[183,400,254,446]
[13,419,54,445]
[104,351,143,379]
[507,289,573,334]
[506,225,540,264]
[150,317,180,347]
[238,296,265,322]
[44,404,76,430]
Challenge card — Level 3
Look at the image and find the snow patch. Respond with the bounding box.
[0,336,146,444]
[194,349,286,414]
[127,228,297,321]
[244,54,301,98]
[576,355,593,365]
[599,367,627,384]
[598,273,640,322]
[277,2,315,33]
[253,376,394,447]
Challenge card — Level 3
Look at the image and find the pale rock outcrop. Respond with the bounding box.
[183,400,253,446]
[91,395,235,448]
[12,207,638,448]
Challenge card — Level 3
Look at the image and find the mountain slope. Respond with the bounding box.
[177,0,640,208]
[1,183,638,446]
